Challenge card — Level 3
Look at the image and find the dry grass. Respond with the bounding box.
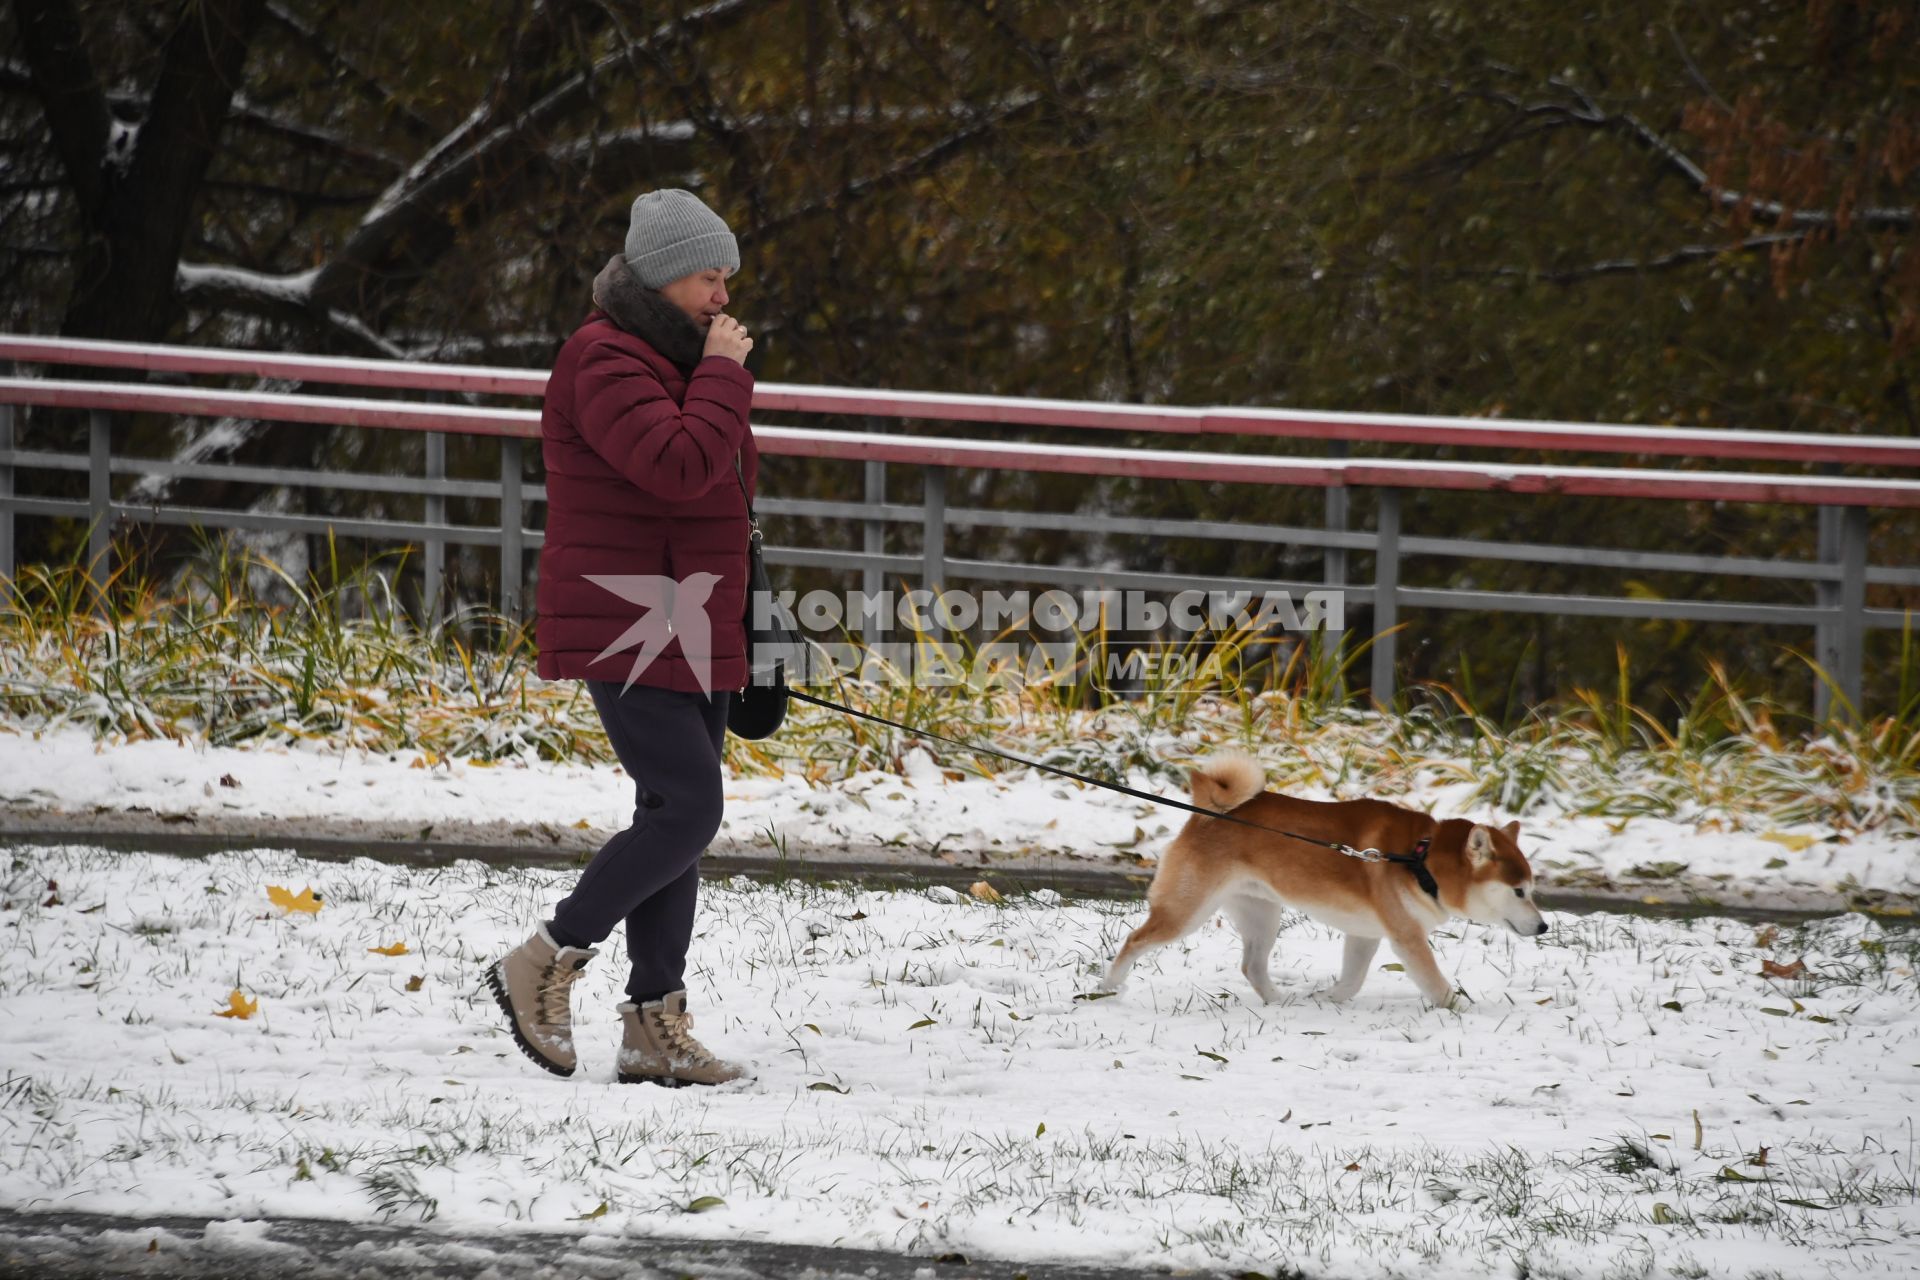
[3,553,1916,836]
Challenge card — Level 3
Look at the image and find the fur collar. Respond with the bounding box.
[590,254,707,371]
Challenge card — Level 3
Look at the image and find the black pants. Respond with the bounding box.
[548,681,729,1003]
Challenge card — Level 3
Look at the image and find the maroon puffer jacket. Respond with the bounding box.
[535,313,757,692]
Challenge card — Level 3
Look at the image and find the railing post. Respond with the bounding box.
[0,368,14,600]
[863,451,886,637]
[922,464,947,593]
[422,430,446,625]
[1370,487,1401,706]
[1324,440,1349,588]
[88,409,112,603]
[499,437,524,617]
[1836,504,1868,718]
[1814,502,1841,722]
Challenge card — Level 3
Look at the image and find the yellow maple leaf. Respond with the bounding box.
[1759,832,1816,853]
[214,989,259,1019]
[369,942,409,956]
[267,885,323,914]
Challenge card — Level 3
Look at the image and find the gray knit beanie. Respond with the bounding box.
[622,189,739,289]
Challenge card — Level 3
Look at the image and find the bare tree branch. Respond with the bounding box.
[1472,76,1917,233]
[227,93,405,172]
[744,90,1044,242]
[1463,232,1813,285]
[261,0,439,145]
[306,0,762,317]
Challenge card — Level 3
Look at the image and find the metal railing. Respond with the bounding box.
[2,334,1917,716]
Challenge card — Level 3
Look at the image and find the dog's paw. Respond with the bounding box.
[1317,984,1360,1004]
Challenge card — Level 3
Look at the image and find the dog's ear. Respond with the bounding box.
[1501,820,1522,841]
[1466,825,1495,864]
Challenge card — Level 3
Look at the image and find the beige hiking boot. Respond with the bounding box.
[486,925,597,1077]
[615,991,748,1087]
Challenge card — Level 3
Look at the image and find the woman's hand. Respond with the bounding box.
[703,314,753,366]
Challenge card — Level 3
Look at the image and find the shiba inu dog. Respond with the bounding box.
[1102,753,1548,1006]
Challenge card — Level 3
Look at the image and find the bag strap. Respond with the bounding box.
[732,451,761,540]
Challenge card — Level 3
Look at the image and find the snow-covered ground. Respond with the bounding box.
[4,728,1917,904]
[2,843,1917,1278]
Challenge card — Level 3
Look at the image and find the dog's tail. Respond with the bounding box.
[1187,751,1265,814]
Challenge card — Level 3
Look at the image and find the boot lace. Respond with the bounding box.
[537,957,587,1025]
[654,1007,714,1063]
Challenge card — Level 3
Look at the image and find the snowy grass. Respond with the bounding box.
[3,555,1918,844]
[11,556,1920,844]
[3,844,1918,1276]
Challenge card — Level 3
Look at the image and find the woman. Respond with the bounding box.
[488,188,754,1087]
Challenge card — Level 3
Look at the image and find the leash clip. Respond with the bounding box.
[1341,844,1388,863]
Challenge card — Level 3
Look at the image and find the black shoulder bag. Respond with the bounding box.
[728,453,800,739]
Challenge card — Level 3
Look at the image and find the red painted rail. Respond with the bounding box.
[6,375,1920,509]
[5,333,1918,468]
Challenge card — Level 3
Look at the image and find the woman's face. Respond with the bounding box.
[659,267,733,329]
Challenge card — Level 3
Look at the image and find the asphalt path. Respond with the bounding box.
[0,1208,1274,1280]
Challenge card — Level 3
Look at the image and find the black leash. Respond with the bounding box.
[780,686,1440,899]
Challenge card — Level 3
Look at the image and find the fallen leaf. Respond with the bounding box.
[968,880,1003,903]
[267,885,323,915]
[369,942,410,956]
[218,774,240,789]
[686,1196,726,1213]
[214,990,259,1020]
[1753,926,1780,948]
[1652,1203,1675,1224]
[808,1081,848,1093]
[1748,1146,1770,1167]
[1344,1162,1362,1172]
[406,975,425,992]
[572,818,593,830]
[908,1017,936,1030]
[1759,831,1815,853]
[1761,958,1807,980]
[573,1201,609,1221]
